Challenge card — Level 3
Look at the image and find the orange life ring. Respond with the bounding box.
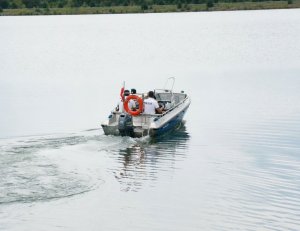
[123,95,144,116]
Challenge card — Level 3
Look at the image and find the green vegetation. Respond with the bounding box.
[0,0,299,15]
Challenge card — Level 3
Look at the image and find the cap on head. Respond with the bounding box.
[131,88,136,94]
[124,90,130,96]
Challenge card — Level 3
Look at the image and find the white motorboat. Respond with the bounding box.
[101,78,191,138]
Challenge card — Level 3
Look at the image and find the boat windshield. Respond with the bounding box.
[155,92,172,102]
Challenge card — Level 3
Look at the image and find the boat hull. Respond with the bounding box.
[149,104,188,137]
[102,124,120,136]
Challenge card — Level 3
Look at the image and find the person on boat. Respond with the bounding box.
[143,91,163,114]
[130,88,140,109]
[116,90,136,112]
[131,88,136,94]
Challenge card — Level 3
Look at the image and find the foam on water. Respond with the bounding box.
[0,130,104,204]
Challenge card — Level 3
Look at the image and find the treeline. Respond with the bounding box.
[0,0,290,9]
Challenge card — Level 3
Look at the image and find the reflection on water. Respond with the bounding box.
[112,124,190,192]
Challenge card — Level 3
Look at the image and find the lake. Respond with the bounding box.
[0,9,300,230]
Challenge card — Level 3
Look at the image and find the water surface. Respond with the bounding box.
[1,9,300,230]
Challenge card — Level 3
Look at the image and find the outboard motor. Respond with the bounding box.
[118,113,134,137]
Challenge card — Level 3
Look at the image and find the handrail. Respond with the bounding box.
[154,95,189,118]
[163,77,175,91]
[113,93,189,118]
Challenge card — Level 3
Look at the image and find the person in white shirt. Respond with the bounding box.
[143,91,163,114]
[116,90,136,113]
[130,88,140,109]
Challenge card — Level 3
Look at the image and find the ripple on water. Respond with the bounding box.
[106,124,190,192]
[0,130,104,204]
[209,116,300,229]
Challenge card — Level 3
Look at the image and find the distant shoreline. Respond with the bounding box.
[1,1,299,16]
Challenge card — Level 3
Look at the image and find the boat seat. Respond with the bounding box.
[158,100,174,111]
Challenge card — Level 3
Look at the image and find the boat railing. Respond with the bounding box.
[154,95,190,119]
[163,77,175,91]
[111,93,189,120]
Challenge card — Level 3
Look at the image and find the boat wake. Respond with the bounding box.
[0,130,104,204]
[0,125,190,203]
